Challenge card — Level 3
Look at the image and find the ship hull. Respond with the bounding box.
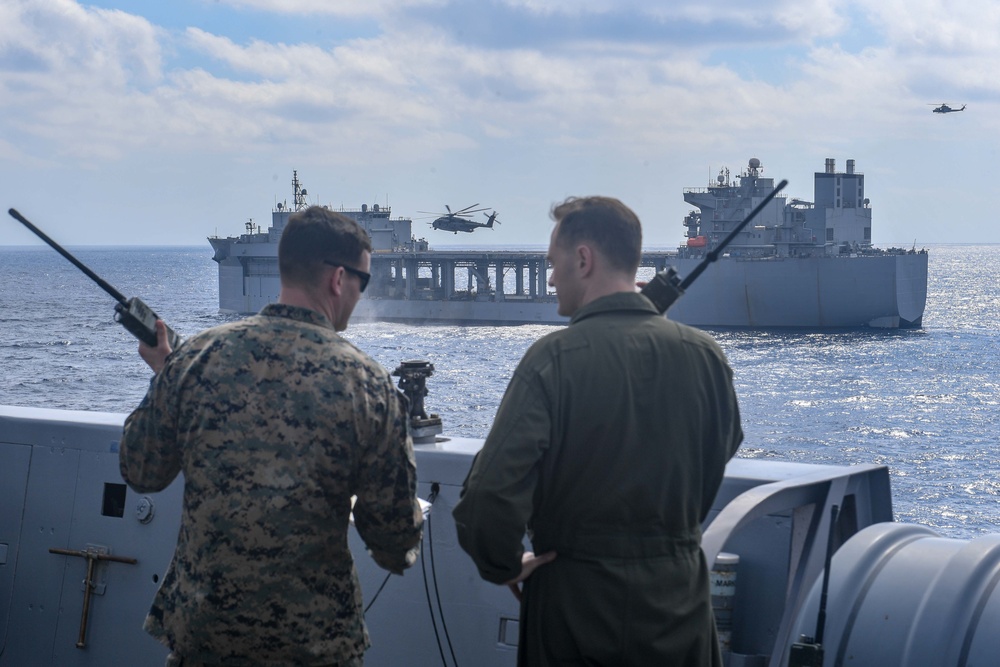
[216,252,928,329]
[668,252,928,329]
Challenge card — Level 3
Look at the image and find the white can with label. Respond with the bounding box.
[711,552,739,653]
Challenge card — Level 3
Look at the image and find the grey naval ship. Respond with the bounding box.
[4,375,1000,666]
[209,159,928,328]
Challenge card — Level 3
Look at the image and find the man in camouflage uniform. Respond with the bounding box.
[453,197,743,666]
[120,206,423,667]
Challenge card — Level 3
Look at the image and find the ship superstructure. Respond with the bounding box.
[209,171,431,313]
[681,157,873,258]
[209,171,558,322]
[208,160,928,328]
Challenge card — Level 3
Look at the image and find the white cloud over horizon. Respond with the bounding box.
[1,0,999,247]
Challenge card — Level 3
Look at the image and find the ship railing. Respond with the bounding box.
[238,233,271,242]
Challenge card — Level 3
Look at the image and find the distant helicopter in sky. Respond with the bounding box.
[418,204,500,233]
[930,103,966,114]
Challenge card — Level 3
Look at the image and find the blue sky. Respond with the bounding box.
[2,0,998,246]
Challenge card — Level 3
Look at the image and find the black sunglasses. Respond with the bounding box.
[323,260,370,293]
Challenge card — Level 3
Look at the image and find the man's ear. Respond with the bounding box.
[328,266,345,297]
[576,244,594,277]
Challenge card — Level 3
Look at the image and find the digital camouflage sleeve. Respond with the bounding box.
[119,304,422,665]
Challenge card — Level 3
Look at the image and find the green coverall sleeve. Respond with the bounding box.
[452,370,551,584]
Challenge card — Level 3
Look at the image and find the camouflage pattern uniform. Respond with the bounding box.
[120,304,423,667]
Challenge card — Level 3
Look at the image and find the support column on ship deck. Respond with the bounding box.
[393,259,405,298]
[443,260,454,298]
[404,258,416,299]
[385,259,393,297]
[431,263,440,294]
[474,262,489,298]
[515,262,524,296]
[494,261,505,301]
[536,258,548,297]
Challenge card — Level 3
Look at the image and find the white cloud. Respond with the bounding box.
[0,0,165,161]
[214,0,445,18]
[861,0,1000,54]
[0,0,162,87]
[3,0,1000,244]
[4,0,995,167]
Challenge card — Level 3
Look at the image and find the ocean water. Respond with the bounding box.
[0,244,997,539]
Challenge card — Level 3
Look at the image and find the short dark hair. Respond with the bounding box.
[550,196,642,273]
[278,206,372,288]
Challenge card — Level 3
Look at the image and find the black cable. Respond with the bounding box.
[428,484,459,666]
[421,520,449,666]
[364,486,453,664]
[363,571,393,615]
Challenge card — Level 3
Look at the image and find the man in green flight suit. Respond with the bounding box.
[452,196,743,666]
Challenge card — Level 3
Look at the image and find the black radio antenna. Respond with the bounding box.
[8,208,181,348]
[9,208,129,305]
[641,180,788,313]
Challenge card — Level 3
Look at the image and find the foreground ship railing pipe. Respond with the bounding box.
[792,524,1000,665]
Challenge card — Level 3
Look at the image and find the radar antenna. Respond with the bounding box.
[292,170,309,211]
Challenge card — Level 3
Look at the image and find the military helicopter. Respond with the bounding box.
[930,103,966,113]
[418,203,500,233]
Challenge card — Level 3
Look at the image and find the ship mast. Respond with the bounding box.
[292,170,309,211]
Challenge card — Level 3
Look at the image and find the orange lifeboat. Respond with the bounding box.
[687,235,707,248]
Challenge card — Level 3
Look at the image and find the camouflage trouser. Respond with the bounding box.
[165,652,363,667]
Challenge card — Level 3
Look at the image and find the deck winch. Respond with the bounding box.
[791,523,1000,666]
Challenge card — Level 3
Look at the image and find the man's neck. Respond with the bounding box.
[578,275,638,310]
[279,286,335,324]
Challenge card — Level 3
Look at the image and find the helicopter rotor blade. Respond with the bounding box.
[453,203,488,215]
